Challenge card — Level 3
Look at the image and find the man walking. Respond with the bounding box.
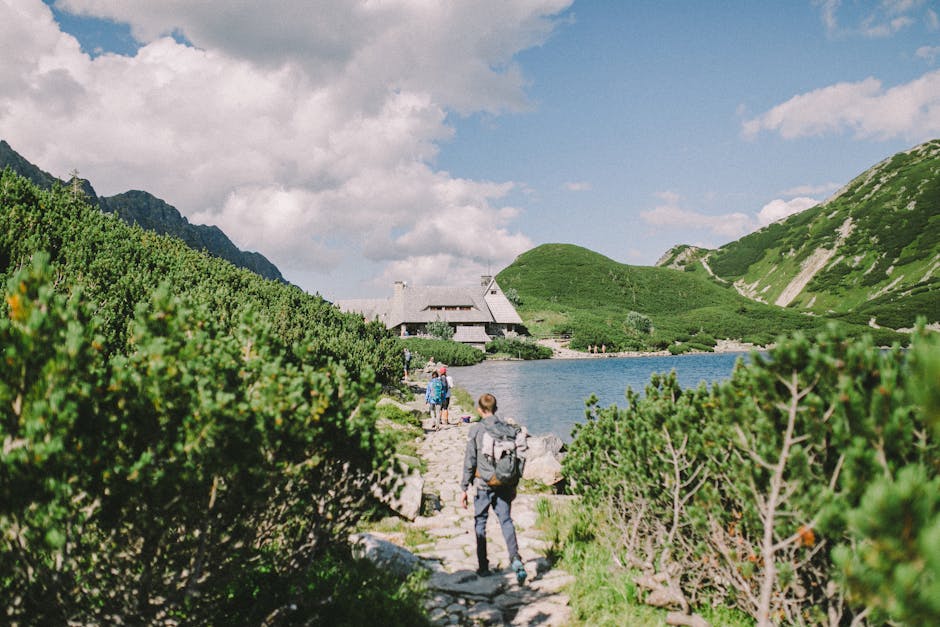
[460,393,528,583]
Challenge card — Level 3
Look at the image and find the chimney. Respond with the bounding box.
[480,275,492,288]
[394,280,406,299]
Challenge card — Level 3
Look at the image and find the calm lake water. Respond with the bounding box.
[449,352,756,442]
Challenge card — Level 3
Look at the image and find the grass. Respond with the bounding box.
[535,498,752,627]
[496,243,891,352]
[358,516,434,552]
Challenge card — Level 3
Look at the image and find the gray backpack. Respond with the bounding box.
[476,419,524,487]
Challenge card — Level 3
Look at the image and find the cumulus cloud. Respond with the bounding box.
[640,192,752,239]
[0,0,569,296]
[756,197,819,226]
[563,181,591,191]
[641,191,822,240]
[742,70,940,141]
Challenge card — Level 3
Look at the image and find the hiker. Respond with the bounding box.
[438,366,453,425]
[425,371,444,430]
[403,348,412,380]
[460,393,528,583]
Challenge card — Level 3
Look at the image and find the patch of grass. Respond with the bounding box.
[360,517,434,552]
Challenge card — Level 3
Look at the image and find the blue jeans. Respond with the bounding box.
[473,484,520,570]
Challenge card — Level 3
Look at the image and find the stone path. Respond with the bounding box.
[376,391,578,626]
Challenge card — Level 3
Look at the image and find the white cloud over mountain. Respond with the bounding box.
[0,0,572,296]
[641,190,821,242]
[743,70,940,142]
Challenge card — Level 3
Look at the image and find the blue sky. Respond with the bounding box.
[2,1,938,298]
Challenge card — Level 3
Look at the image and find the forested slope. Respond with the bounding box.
[0,140,285,282]
[0,170,423,624]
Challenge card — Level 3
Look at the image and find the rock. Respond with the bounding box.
[645,587,686,609]
[526,433,565,459]
[428,570,507,598]
[522,434,566,486]
[465,601,504,625]
[349,533,422,580]
[522,454,564,486]
[529,572,576,595]
[666,611,711,627]
[391,470,425,520]
[511,600,572,626]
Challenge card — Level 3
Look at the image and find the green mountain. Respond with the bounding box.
[0,140,285,283]
[495,243,900,353]
[679,139,939,330]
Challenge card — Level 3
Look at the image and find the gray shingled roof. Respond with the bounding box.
[334,279,523,331]
[453,325,491,344]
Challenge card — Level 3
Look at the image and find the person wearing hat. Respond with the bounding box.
[439,366,454,425]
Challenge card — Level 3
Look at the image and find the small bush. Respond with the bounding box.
[485,337,552,360]
[625,311,652,334]
[425,319,454,340]
[399,337,484,367]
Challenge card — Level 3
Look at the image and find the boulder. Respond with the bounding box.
[349,533,422,580]
[523,433,566,486]
[373,460,424,520]
[523,454,564,486]
[526,433,565,459]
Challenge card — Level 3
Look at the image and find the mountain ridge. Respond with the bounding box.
[0,140,285,283]
[657,139,939,329]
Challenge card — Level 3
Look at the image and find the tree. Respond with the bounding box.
[426,318,454,340]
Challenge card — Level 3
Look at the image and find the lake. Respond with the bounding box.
[449,352,755,441]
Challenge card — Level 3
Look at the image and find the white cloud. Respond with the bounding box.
[756,197,819,226]
[563,181,591,191]
[641,191,822,239]
[916,45,940,64]
[781,182,841,197]
[742,70,940,141]
[816,0,927,37]
[1,0,570,296]
[640,192,752,239]
[928,9,939,31]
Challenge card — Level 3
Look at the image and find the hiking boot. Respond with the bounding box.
[476,567,492,577]
[511,558,527,584]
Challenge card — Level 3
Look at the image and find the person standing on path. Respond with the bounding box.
[402,348,412,380]
[460,393,527,583]
[438,365,453,425]
[425,371,444,430]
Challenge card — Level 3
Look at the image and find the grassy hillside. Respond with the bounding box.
[496,243,901,352]
[705,139,940,328]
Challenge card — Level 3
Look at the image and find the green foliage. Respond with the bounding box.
[504,286,522,306]
[625,310,652,334]
[496,243,891,353]
[832,323,940,624]
[485,336,552,359]
[562,326,936,623]
[425,319,454,340]
[707,140,940,326]
[833,465,940,625]
[399,337,485,367]
[0,172,417,623]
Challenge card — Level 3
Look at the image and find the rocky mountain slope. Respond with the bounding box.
[0,140,285,283]
[659,139,939,330]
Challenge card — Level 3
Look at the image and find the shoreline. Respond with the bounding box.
[535,337,766,360]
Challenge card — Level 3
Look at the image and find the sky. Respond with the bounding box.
[1,1,938,300]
